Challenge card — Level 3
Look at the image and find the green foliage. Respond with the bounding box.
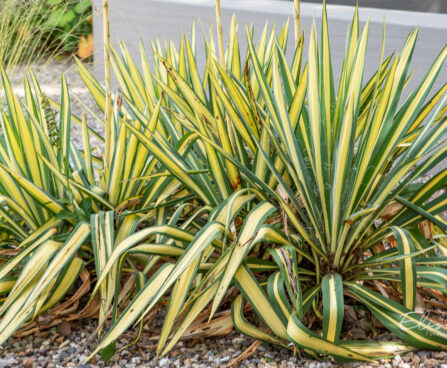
[0,3,446,363]
[0,0,92,73]
[44,0,92,53]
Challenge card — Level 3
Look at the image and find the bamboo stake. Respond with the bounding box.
[103,0,112,181]
[214,0,241,191]
[214,0,225,66]
[294,0,301,46]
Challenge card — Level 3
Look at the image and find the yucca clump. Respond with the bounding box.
[0,1,446,364]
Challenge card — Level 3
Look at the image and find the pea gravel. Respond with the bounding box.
[1,318,447,368]
[1,60,447,368]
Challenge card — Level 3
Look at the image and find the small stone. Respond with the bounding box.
[402,352,413,362]
[110,356,120,363]
[33,337,44,344]
[57,321,72,337]
[60,352,70,360]
[159,357,171,367]
[22,358,34,368]
[131,357,141,364]
[427,358,440,366]
[434,351,447,359]
[184,358,192,368]
[0,358,16,368]
[232,337,244,347]
[417,350,430,357]
[392,355,402,366]
[67,346,76,354]
[439,364,447,368]
[220,356,230,363]
[412,355,420,365]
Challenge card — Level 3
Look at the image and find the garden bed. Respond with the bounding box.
[1,4,446,363]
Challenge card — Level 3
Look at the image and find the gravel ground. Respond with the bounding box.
[0,317,447,368]
[1,60,447,368]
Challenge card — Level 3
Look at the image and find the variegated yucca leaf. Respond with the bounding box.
[0,0,446,363]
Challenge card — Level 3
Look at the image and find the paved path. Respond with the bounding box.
[304,0,447,13]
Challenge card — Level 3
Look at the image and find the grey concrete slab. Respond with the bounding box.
[92,0,446,171]
[303,0,447,14]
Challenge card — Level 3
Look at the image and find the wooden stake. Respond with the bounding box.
[294,0,301,46]
[103,0,112,180]
[215,0,225,66]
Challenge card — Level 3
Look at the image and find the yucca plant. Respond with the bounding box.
[0,67,92,337]
[0,57,200,342]
[77,4,447,363]
[0,0,446,364]
[0,22,222,354]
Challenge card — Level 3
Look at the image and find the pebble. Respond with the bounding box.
[110,355,120,363]
[159,357,171,367]
[67,346,76,354]
[417,350,431,357]
[435,351,447,359]
[0,358,16,368]
[131,357,141,364]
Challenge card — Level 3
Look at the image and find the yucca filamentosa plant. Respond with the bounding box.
[0,64,168,341]
[0,0,446,363]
